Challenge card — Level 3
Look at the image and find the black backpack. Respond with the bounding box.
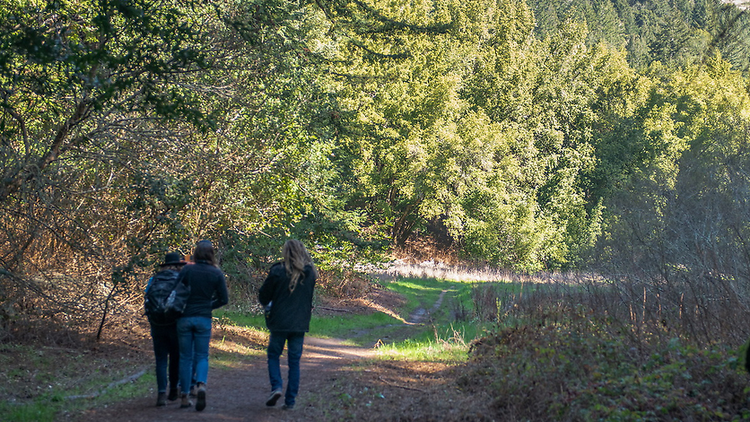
[144,269,190,325]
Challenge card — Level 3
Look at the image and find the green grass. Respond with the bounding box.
[310,312,401,341]
[386,277,458,315]
[0,402,57,422]
[214,310,265,330]
[216,307,404,347]
[221,310,404,339]
[368,278,528,361]
[375,321,490,362]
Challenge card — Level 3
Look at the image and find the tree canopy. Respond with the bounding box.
[3,0,750,336]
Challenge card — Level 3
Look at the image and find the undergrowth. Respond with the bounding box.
[461,306,750,421]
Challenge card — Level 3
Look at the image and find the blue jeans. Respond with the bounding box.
[177,316,212,394]
[267,331,305,407]
[150,323,179,393]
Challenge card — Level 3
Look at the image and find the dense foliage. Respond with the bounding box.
[2,0,750,338]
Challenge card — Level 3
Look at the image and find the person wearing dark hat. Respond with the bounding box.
[176,240,228,411]
[144,252,187,406]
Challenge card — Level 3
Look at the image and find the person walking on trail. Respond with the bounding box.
[259,239,318,411]
[176,240,229,411]
[144,252,187,406]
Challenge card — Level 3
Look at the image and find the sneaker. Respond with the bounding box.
[180,393,192,409]
[195,383,207,412]
[265,389,282,407]
[156,392,167,407]
[168,388,179,401]
[282,404,295,410]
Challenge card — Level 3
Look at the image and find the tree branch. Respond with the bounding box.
[0,99,91,202]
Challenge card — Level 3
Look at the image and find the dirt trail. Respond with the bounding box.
[71,289,454,421]
[73,336,377,422]
[406,290,447,324]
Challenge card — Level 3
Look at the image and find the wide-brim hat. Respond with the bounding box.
[160,252,187,266]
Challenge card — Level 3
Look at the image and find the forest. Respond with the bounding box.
[6,0,750,420]
[2,0,750,358]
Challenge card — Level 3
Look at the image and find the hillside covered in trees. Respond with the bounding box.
[2,0,750,340]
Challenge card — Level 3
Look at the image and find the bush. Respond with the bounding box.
[461,288,750,421]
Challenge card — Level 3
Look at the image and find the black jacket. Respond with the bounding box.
[177,260,228,318]
[259,262,316,332]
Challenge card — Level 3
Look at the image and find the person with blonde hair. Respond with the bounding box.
[259,239,317,410]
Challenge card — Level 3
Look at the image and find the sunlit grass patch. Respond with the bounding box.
[310,312,402,340]
[375,322,487,363]
[210,314,273,366]
[386,278,461,316]
[376,337,466,362]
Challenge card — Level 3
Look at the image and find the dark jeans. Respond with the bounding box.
[177,316,212,394]
[150,323,180,393]
[267,331,305,407]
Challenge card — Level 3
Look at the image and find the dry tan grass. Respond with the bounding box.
[362,259,601,286]
[727,0,750,9]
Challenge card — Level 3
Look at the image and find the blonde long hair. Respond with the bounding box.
[283,239,315,293]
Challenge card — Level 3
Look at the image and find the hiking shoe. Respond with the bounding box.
[189,385,197,398]
[168,387,179,401]
[195,383,207,412]
[282,404,295,410]
[156,392,167,407]
[265,389,282,407]
[180,393,192,409]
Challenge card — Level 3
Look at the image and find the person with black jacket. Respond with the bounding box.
[145,252,186,406]
[176,240,228,411]
[258,239,317,410]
